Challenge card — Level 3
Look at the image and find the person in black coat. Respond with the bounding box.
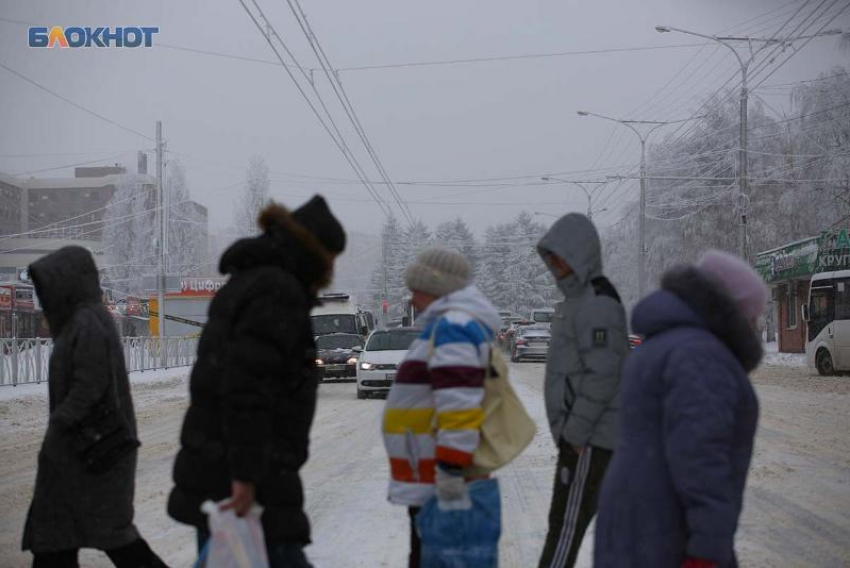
[168,196,345,567]
[23,246,167,568]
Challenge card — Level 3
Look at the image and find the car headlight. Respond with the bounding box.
[360,361,373,370]
[315,358,323,366]
[347,357,358,365]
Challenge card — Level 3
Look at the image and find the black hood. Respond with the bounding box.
[29,246,102,336]
[659,265,764,372]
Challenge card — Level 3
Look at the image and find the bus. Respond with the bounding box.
[803,269,850,375]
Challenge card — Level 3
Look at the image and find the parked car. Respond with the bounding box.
[355,327,420,399]
[511,326,551,362]
[315,333,363,382]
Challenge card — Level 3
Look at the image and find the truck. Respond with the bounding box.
[311,293,373,338]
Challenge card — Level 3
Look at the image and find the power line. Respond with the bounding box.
[750,1,850,89]
[285,0,414,225]
[0,61,155,142]
[334,43,709,72]
[236,0,392,218]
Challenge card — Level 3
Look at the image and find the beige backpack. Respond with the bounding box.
[429,316,537,476]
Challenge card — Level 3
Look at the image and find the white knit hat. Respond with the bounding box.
[405,247,471,297]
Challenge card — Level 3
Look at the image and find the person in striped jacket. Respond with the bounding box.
[382,246,503,568]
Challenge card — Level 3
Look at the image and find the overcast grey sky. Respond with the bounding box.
[1,0,847,236]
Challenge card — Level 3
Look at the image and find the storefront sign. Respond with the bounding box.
[159,278,227,299]
[817,229,850,270]
[755,236,819,284]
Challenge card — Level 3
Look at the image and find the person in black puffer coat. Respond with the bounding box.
[168,196,345,567]
[23,246,167,568]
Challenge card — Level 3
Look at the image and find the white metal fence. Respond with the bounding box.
[0,337,198,387]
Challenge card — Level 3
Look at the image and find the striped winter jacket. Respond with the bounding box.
[382,285,503,506]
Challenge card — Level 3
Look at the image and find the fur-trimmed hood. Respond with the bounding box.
[219,204,334,293]
[632,265,763,372]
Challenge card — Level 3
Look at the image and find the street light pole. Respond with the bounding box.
[576,112,699,297]
[655,25,842,261]
[540,177,608,219]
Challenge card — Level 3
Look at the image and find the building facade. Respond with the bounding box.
[756,229,850,354]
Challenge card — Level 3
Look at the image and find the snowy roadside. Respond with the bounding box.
[0,366,192,402]
[762,341,807,369]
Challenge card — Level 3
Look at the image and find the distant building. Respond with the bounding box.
[0,173,25,239]
[0,164,156,279]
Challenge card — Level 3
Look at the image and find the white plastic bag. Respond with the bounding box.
[199,500,269,568]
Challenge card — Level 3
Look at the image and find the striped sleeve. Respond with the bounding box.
[428,313,490,467]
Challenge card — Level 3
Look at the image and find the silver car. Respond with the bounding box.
[511,326,550,362]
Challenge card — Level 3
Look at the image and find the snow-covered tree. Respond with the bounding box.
[601,67,850,310]
[233,156,270,237]
[478,212,555,316]
[166,160,205,277]
[402,219,432,269]
[102,174,157,295]
[433,218,479,274]
[370,215,408,319]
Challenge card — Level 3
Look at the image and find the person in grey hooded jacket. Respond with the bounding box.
[536,213,629,568]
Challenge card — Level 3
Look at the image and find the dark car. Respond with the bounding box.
[315,333,363,382]
[505,320,535,351]
[511,326,551,362]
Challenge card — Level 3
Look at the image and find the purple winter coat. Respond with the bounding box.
[594,265,762,568]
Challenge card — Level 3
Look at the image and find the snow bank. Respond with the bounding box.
[0,366,191,401]
[762,342,806,369]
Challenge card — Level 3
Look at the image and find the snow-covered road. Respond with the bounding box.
[0,361,848,567]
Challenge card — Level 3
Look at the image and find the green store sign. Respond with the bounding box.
[757,229,850,284]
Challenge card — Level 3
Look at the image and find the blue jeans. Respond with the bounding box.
[197,529,312,568]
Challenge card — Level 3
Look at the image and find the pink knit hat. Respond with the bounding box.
[697,249,768,320]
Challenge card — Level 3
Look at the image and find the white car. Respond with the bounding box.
[355,328,420,399]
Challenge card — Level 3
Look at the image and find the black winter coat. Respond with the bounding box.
[23,246,140,553]
[168,209,327,545]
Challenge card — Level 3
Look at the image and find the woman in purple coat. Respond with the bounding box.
[594,250,767,568]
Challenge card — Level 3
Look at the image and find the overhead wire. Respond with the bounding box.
[0,61,154,142]
[285,0,414,225]
[235,0,392,218]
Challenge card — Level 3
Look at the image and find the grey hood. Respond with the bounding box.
[537,213,602,295]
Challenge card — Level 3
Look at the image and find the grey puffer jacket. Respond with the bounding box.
[537,214,629,450]
[23,246,140,553]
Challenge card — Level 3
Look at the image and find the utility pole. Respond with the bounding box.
[381,229,388,329]
[156,121,166,367]
[656,25,842,261]
[577,111,701,298]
